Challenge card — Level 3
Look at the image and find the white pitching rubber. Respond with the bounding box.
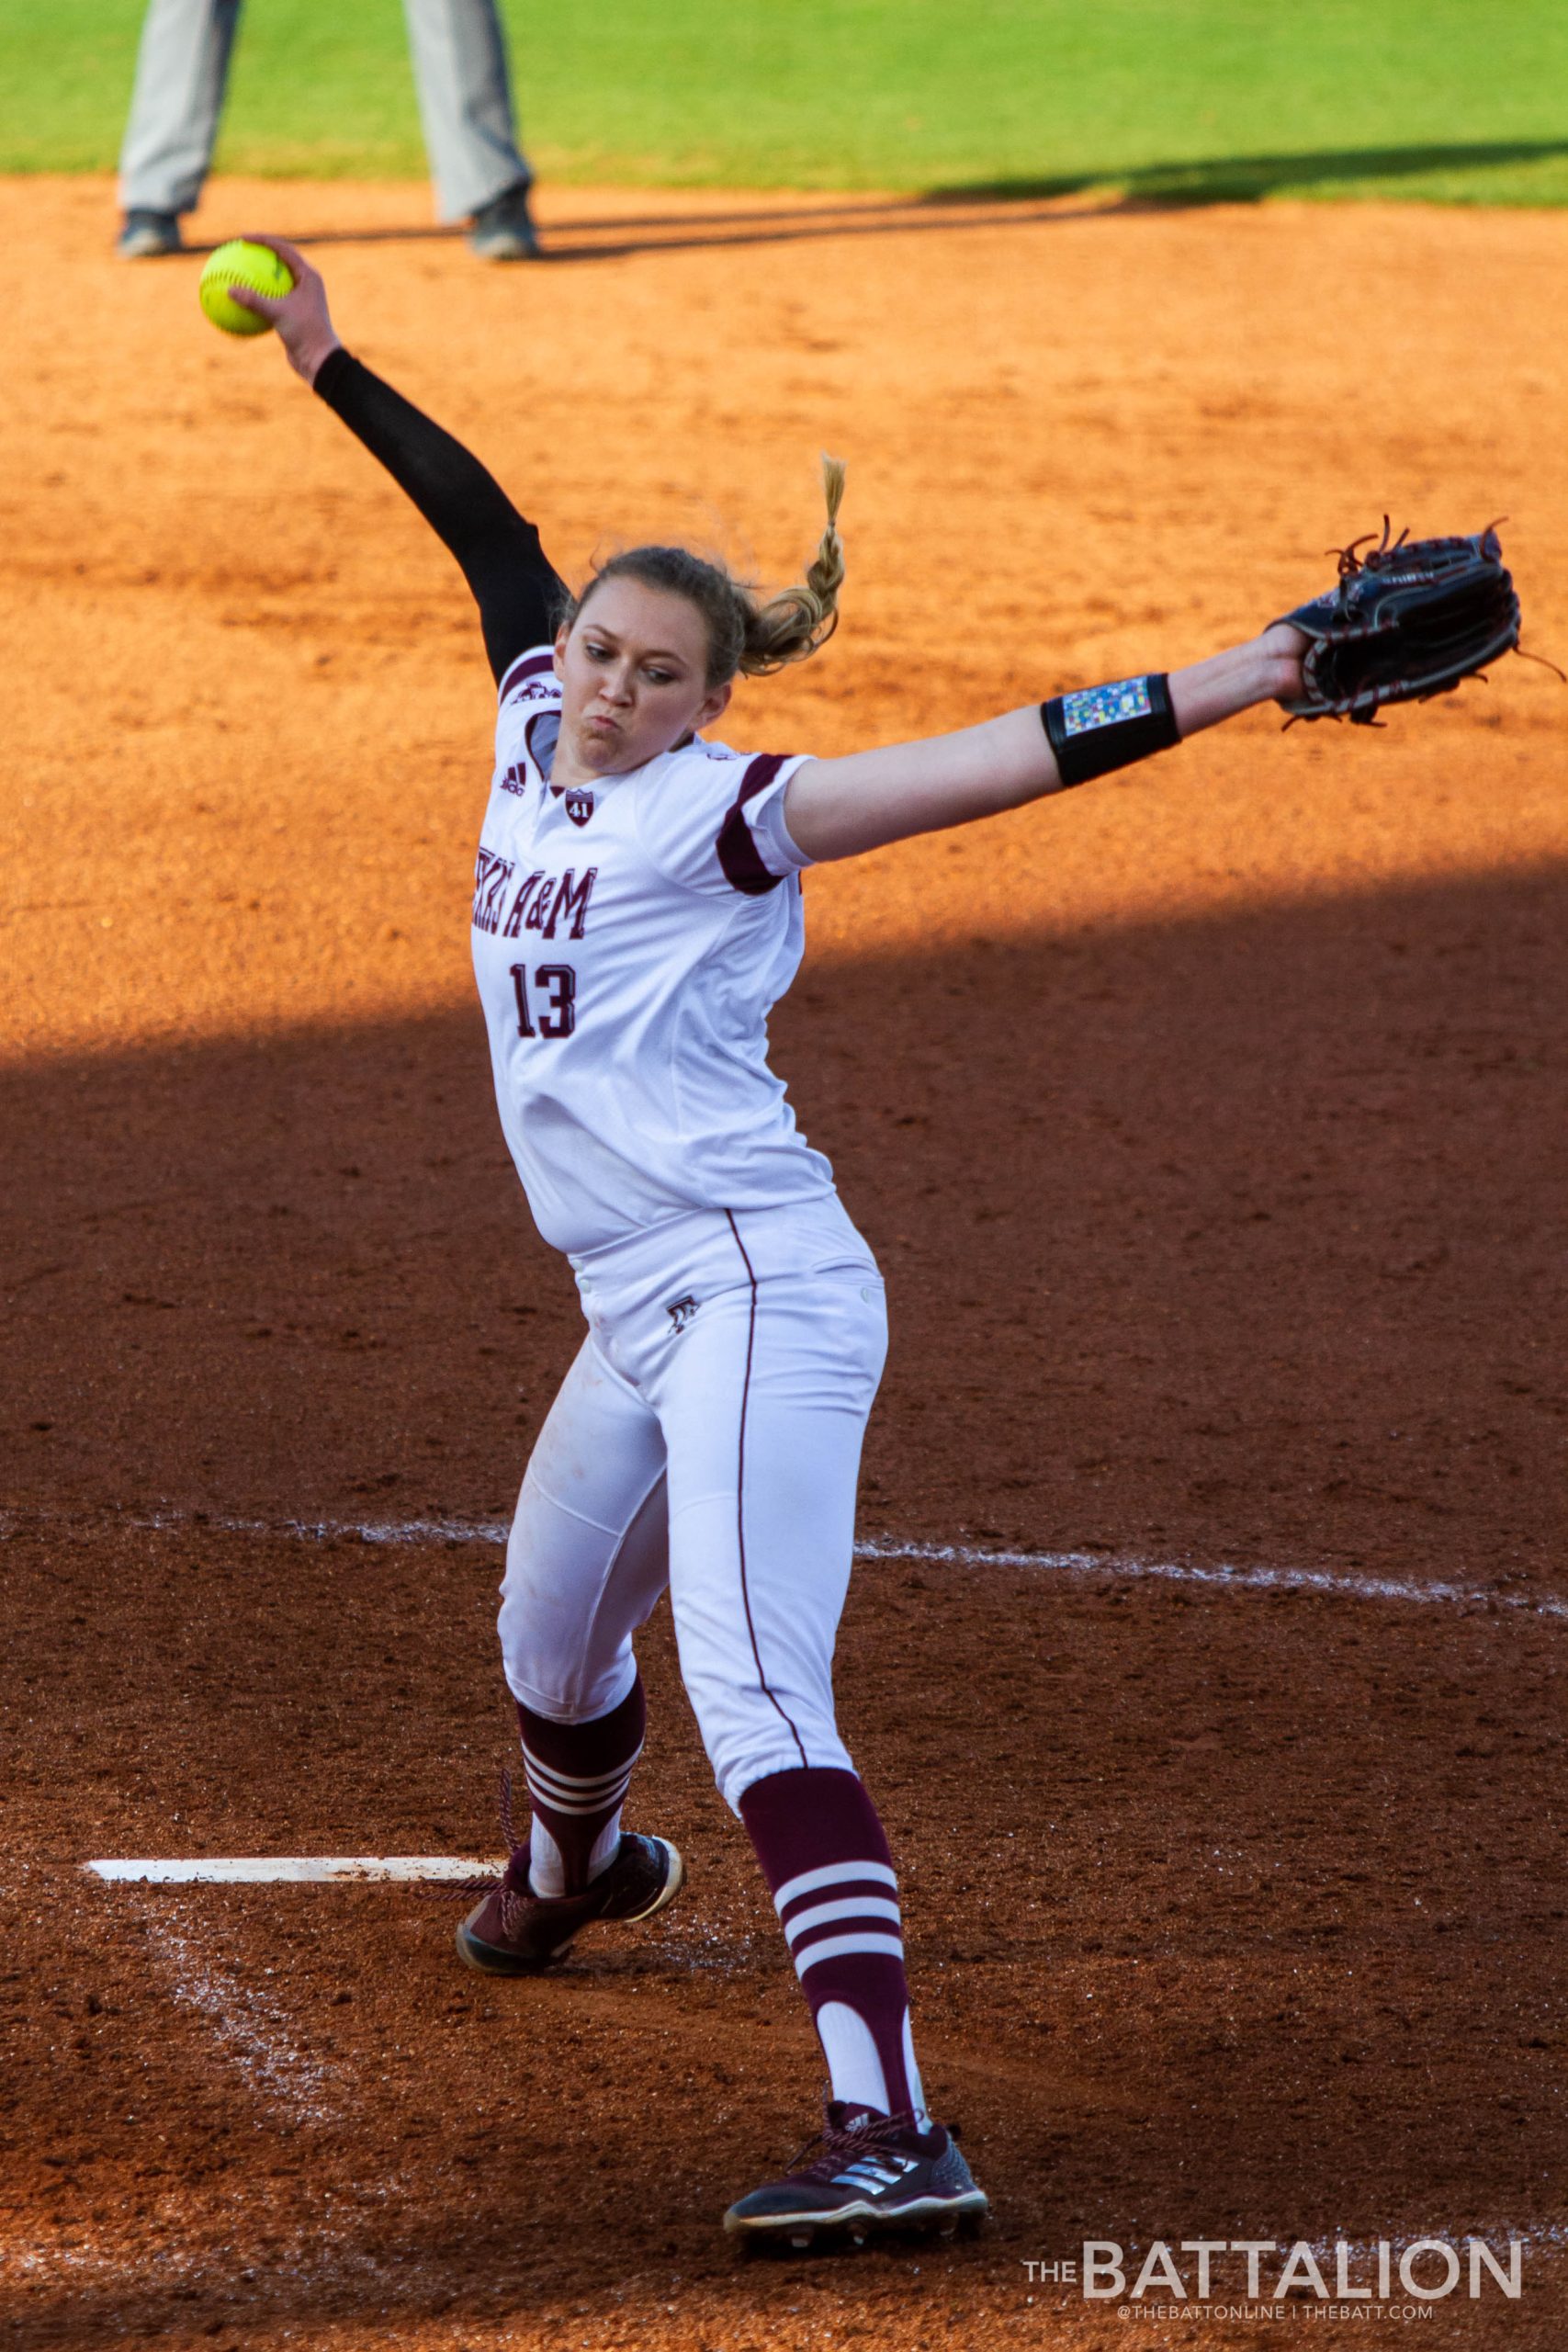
[83,1856,501,1884]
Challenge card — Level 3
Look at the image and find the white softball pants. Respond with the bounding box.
[498,1195,887,1813]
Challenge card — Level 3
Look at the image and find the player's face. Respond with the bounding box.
[555,579,733,775]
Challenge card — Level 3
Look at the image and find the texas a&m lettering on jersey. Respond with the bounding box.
[472,845,515,933]
[473,853,597,941]
[506,866,596,939]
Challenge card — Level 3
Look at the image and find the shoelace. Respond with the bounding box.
[435,1771,629,1939]
[428,1768,529,1909]
[784,2104,933,2185]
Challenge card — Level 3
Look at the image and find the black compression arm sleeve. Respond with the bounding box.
[312,347,566,686]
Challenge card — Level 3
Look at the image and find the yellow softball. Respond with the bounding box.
[198,239,294,337]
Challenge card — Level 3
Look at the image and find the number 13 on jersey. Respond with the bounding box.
[511,961,577,1038]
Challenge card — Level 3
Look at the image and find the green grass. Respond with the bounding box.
[6,0,1568,205]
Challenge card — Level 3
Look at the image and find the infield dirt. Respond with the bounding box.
[4,179,1565,2349]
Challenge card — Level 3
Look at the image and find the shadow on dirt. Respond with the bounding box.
[192,141,1568,263]
[5,857,1563,1577]
[4,861,1565,2351]
[927,137,1568,208]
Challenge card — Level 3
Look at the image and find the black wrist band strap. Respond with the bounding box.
[1040,673,1179,789]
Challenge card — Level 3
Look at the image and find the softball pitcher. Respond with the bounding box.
[233,238,1311,2249]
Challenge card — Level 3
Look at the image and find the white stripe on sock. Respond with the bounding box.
[522,1747,643,1801]
[793,1931,906,1976]
[524,1774,633,1816]
[783,1894,902,1945]
[773,1858,897,1914]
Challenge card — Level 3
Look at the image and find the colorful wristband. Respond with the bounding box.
[1040,673,1179,788]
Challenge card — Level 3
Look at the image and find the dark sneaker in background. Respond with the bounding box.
[468,180,541,261]
[118,209,183,258]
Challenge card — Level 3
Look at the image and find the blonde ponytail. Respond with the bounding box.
[738,456,846,675]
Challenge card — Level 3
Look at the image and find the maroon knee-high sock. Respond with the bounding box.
[515,1676,646,1897]
[739,1765,927,2122]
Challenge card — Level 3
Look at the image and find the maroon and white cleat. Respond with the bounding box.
[456,1833,683,1975]
[723,2099,987,2251]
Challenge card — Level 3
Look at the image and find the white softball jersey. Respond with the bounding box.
[470,646,836,1258]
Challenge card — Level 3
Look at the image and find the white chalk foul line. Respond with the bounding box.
[269,1512,1566,1623]
[86,1854,497,1884]
[855,1538,1568,1622]
[5,1502,1562,1621]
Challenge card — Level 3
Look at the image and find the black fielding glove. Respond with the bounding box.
[1273,524,1521,726]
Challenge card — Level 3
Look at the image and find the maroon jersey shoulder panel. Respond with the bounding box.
[498,648,557,705]
[716,753,792,896]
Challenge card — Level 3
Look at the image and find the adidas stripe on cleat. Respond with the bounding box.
[723,2100,987,2251]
